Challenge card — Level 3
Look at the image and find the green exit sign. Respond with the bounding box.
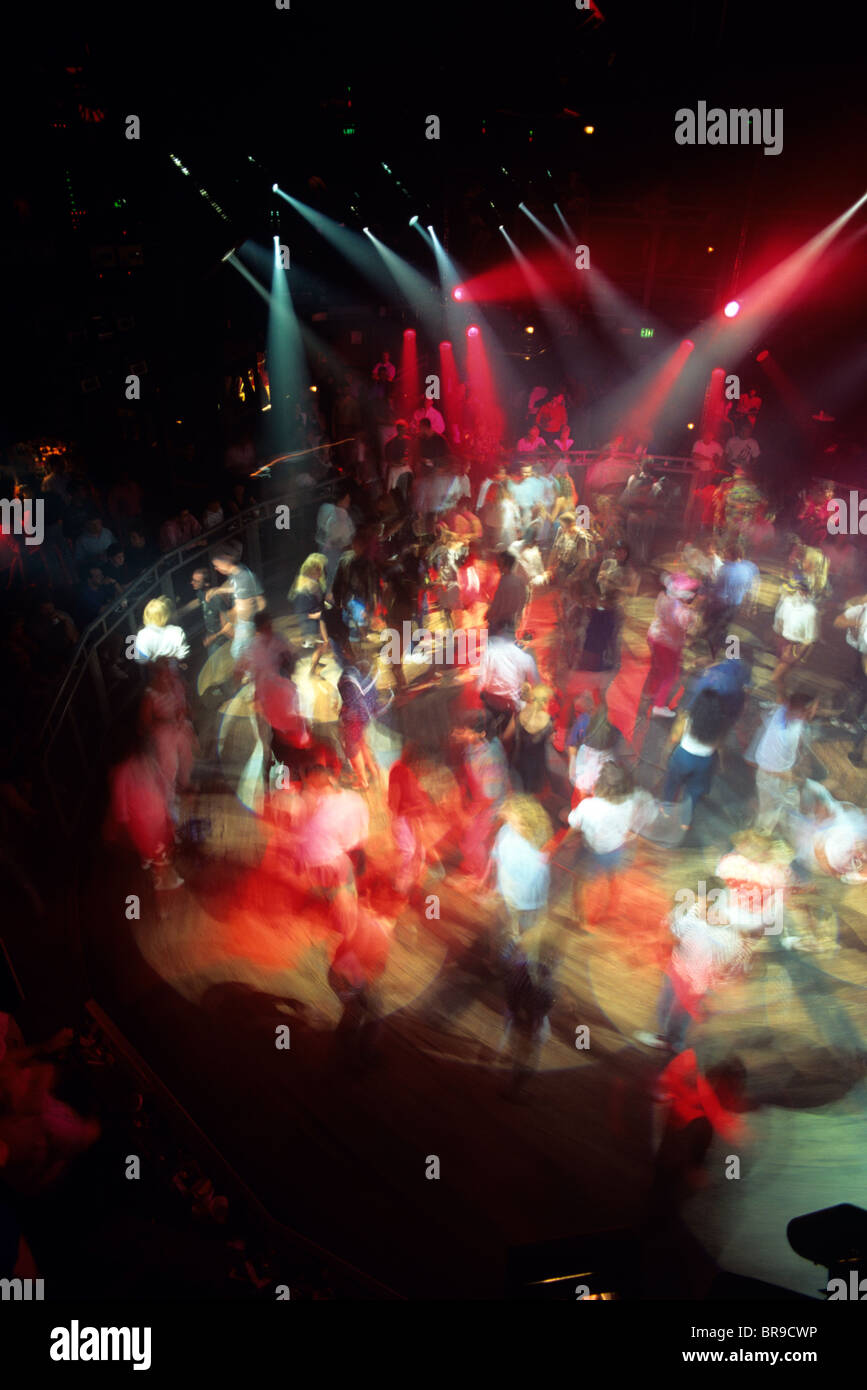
[640,327,654,338]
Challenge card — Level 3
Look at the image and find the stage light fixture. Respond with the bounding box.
[687,421,695,430]
[584,125,595,134]
[707,245,715,253]
[453,287,465,301]
[525,325,535,334]
[409,215,420,226]
[221,247,238,262]
[439,341,452,350]
[756,349,770,362]
[272,183,279,193]
[724,300,741,318]
[467,325,480,338]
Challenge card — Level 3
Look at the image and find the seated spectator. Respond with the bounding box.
[125,527,159,579]
[517,424,548,455]
[159,506,203,553]
[202,499,225,531]
[75,563,121,628]
[74,517,116,566]
[104,542,133,587]
[226,482,256,517]
[28,595,79,675]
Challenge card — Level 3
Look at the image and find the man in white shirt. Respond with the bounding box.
[477,463,508,512]
[411,401,446,435]
[316,490,356,587]
[509,463,546,531]
[516,425,548,454]
[833,594,867,763]
[691,428,723,473]
[724,422,760,470]
[477,634,540,739]
[753,690,817,835]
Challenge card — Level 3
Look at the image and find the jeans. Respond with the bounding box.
[661,745,715,818]
[231,619,255,660]
[656,973,693,1052]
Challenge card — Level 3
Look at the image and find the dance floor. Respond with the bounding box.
[85,566,867,1298]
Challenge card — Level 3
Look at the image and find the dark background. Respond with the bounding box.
[4,1,866,472]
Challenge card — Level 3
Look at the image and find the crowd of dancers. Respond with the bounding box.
[104,397,867,1116]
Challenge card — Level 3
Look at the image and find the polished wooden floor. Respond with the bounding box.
[90,560,867,1298]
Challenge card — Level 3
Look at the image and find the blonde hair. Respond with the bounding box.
[143,596,174,628]
[526,683,553,707]
[501,794,552,849]
[290,552,327,597]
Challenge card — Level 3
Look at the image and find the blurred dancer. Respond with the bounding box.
[660,688,728,829]
[105,735,183,890]
[486,795,552,953]
[498,922,565,1100]
[328,903,394,1069]
[642,573,701,718]
[337,656,390,790]
[452,722,509,881]
[208,545,265,661]
[476,629,540,744]
[752,690,818,835]
[771,580,819,696]
[134,595,190,666]
[565,762,655,922]
[138,659,196,822]
[511,684,554,794]
[635,875,753,1053]
[285,753,369,937]
[388,743,440,896]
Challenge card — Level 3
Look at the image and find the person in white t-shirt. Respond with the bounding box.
[753,690,818,836]
[565,761,655,922]
[134,596,191,665]
[477,634,540,740]
[315,490,356,587]
[691,428,723,473]
[771,581,819,695]
[724,421,760,470]
[832,594,867,758]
